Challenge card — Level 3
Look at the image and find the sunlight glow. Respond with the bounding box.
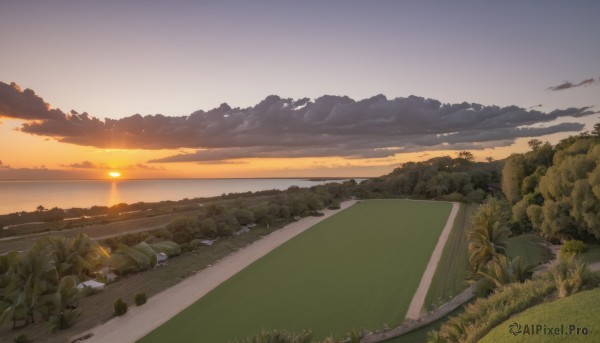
[108,171,122,178]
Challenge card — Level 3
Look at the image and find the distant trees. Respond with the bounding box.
[357,155,500,202]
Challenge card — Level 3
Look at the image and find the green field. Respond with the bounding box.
[580,245,600,264]
[423,203,473,310]
[506,233,553,267]
[141,200,453,342]
[480,287,600,343]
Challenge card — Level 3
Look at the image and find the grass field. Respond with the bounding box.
[141,200,453,342]
[580,245,600,263]
[423,203,474,310]
[480,287,600,343]
[506,233,553,267]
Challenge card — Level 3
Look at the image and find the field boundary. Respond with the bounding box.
[70,200,357,343]
[361,285,475,343]
[406,202,460,319]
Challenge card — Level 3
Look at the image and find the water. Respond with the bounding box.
[0,179,351,215]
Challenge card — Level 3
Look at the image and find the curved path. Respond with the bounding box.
[405,202,460,320]
[71,200,357,343]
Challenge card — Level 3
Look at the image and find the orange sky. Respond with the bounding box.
[0,116,566,180]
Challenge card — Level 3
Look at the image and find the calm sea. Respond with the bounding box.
[0,179,352,215]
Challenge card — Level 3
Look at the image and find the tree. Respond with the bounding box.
[5,245,55,325]
[457,151,474,163]
[485,157,494,163]
[36,205,45,212]
[468,198,511,272]
[528,139,543,151]
[476,255,533,290]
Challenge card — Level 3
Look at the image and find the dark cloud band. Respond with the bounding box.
[0,81,593,162]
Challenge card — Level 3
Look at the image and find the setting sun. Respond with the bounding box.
[108,171,122,178]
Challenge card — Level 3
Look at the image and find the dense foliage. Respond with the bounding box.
[357,153,500,201]
[502,132,600,241]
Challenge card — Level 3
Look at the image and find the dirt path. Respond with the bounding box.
[405,202,460,320]
[71,200,357,343]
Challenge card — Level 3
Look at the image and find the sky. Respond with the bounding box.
[0,0,599,179]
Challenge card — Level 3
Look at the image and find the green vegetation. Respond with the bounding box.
[383,305,467,343]
[357,154,501,201]
[480,288,600,343]
[503,134,600,241]
[424,204,473,310]
[135,293,147,306]
[467,197,511,273]
[141,200,452,342]
[548,254,591,298]
[560,240,586,257]
[580,245,600,263]
[427,277,556,343]
[113,298,127,316]
[230,329,314,343]
[506,233,553,266]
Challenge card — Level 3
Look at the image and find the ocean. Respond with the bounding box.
[0,179,353,215]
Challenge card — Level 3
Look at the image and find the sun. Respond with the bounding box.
[108,171,122,178]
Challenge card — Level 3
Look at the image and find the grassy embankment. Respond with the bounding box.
[480,287,600,343]
[141,200,453,342]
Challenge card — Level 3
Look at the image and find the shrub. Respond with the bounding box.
[548,253,590,298]
[47,309,82,333]
[560,240,586,257]
[114,298,128,316]
[428,277,555,343]
[231,329,313,343]
[80,285,100,297]
[13,334,31,343]
[135,293,147,306]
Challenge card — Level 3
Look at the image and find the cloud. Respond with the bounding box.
[63,160,165,170]
[0,81,594,162]
[0,82,67,120]
[547,77,599,91]
[64,161,110,169]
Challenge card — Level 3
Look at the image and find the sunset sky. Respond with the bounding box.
[0,1,599,179]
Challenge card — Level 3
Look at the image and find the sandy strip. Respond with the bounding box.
[72,200,357,343]
[405,202,460,320]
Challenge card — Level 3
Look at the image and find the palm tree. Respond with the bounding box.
[467,198,510,272]
[5,245,54,324]
[0,292,27,329]
[477,255,534,289]
[457,151,475,163]
[43,234,106,280]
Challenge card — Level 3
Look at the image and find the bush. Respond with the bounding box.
[548,254,590,298]
[231,329,313,343]
[13,334,31,343]
[114,298,128,316]
[560,240,586,257]
[47,309,82,333]
[429,277,555,343]
[135,293,147,306]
